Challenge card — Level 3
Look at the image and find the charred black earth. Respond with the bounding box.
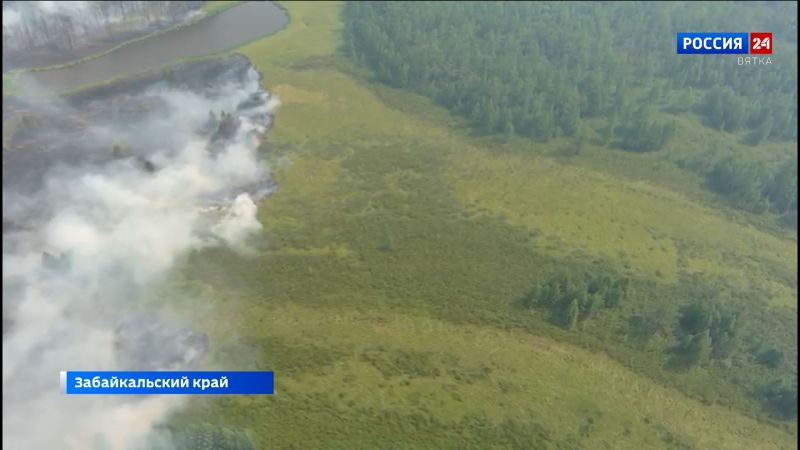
[2,53,278,371]
[3,53,277,232]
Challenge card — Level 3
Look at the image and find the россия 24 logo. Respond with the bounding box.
[677,32,772,54]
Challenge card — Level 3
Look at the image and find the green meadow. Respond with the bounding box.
[143,1,797,448]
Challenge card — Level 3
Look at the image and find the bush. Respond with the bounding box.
[670,329,711,369]
[756,348,784,368]
[759,380,798,420]
[677,301,712,335]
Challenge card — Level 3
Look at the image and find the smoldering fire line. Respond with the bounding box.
[2,55,277,450]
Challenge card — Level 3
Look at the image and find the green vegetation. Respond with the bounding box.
[758,348,786,369]
[343,1,797,221]
[759,380,799,421]
[670,300,740,367]
[2,71,21,96]
[131,1,798,448]
[706,154,797,222]
[343,2,796,143]
[517,268,628,328]
[140,424,255,450]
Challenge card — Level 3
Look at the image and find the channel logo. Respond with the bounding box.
[677,32,772,54]
[749,32,772,54]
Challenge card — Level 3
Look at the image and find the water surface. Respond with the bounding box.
[21,1,287,94]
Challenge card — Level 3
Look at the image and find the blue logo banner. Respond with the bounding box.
[677,32,749,54]
[61,371,274,395]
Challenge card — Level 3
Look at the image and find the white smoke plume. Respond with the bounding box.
[2,9,22,28]
[2,60,278,449]
[214,193,262,247]
[36,1,91,15]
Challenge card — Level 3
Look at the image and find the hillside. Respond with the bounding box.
[343,1,798,226]
[161,1,797,448]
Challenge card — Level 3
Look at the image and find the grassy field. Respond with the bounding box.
[160,1,797,448]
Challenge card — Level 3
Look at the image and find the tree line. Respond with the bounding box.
[343,1,796,146]
[707,154,797,224]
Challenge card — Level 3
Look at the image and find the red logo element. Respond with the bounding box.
[750,32,772,54]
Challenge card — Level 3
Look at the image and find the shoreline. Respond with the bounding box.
[4,2,245,75]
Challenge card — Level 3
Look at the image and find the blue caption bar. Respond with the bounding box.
[677,32,749,54]
[61,371,274,395]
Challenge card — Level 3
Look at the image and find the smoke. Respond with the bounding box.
[3,1,104,38]
[214,193,262,247]
[2,9,21,28]
[2,60,278,449]
[36,1,91,15]
[2,1,200,57]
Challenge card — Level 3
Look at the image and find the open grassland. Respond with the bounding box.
[163,301,793,450]
[160,1,797,448]
[445,145,796,305]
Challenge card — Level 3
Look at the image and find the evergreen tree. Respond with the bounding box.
[580,293,602,321]
[676,329,712,368]
[563,297,580,329]
[678,301,712,335]
[344,0,796,153]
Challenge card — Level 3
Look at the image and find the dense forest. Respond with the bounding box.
[343,1,797,222]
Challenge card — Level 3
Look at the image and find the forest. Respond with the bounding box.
[343,1,797,222]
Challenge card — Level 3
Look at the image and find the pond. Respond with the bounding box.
[19,1,288,94]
